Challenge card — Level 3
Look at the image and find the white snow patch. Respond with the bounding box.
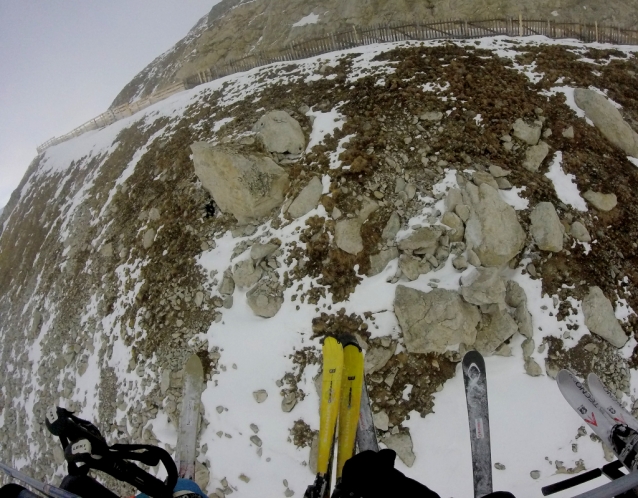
[545,152,588,211]
[292,13,319,27]
[500,186,529,210]
[628,156,638,166]
[306,108,346,151]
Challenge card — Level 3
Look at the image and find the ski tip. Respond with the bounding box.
[462,349,484,365]
[338,333,362,351]
[184,353,204,377]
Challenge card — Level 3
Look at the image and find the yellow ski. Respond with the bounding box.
[306,336,344,498]
[336,336,364,482]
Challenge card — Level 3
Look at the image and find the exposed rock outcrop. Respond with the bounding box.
[582,286,627,348]
[463,183,526,267]
[191,143,290,224]
[574,88,638,157]
[287,176,323,218]
[530,202,563,252]
[254,111,305,155]
[394,286,480,354]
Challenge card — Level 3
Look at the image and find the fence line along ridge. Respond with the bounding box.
[37,17,638,154]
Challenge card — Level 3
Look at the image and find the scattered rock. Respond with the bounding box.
[399,255,421,281]
[247,279,284,318]
[512,118,541,145]
[191,143,290,224]
[394,286,480,354]
[368,247,399,277]
[281,392,297,412]
[382,212,401,241]
[464,183,525,267]
[525,357,543,377]
[474,309,518,356]
[496,178,512,190]
[514,303,534,339]
[358,197,379,222]
[472,171,499,190]
[573,89,638,157]
[381,432,416,467]
[530,202,564,252]
[420,111,443,122]
[251,242,279,261]
[582,286,628,348]
[143,229,156,249]
[373,410,389,431]
[489,165,510,178]
[335,219,363,255]
[453,255,468,271]
[253,390,268,403]
[455,204,470,223]
[570,221,592,242]
[523,141,550,172]
[495,463,506,470]
[505,280,527,308]
[364,342,397,374]
[195,462,210,491]
[562,126,575,139]
[445,188,463,212]
[287,177,323,219]
[253,110,305,155]
[530,470,541,479]
[250,435,263,447]
[583,191,617,212]
[441,211,464,243]
[233,260,263,289]
[460,267,506,308]
[397,227,441,255]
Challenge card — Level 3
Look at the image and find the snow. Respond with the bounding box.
[292,13,319,27]
[628,156,638,166]
[4,34,638,498]
[545,152,588,211]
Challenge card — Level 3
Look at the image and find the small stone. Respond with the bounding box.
[489,165,510,178]
[216,406,225,414]
[284,489,294,497]
[253,390,268,403]
[472,171,499,190]
[496,178,512,190]
[583,191,617,212]
[526,263,537,277]
[525,358,543,377]
[373,410,390,431]
[562,126,575,139]
[453,255,468,271]
[332,207,342,219]
[530,470,541,479]
[495,463,506,470]
[143,229,156,249]
[570,221,591,242]
[250,435,263,447]
[239,474,250,483]
[282,392,297,412]
[250,424,259,433]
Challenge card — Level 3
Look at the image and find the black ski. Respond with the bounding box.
[0,461,80,498]
[462,350,493,498]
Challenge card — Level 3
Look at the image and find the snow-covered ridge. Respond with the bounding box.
[1,36,638,498]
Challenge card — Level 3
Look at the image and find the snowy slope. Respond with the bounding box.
[2,36,638,498]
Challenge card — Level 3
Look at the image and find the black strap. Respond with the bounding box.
[45,407,178,498]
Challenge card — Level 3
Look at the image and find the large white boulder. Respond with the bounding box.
[463,183,526,267]
[191,143,290,224]
[254,110,306,155]
[574,89,638,158]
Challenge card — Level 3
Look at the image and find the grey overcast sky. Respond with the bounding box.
[0,1,220,209]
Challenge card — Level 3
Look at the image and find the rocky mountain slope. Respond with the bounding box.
[110,0,638,108]
[1,36,638,497]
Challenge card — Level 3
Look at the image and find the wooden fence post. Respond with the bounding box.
[519,13,523,37]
